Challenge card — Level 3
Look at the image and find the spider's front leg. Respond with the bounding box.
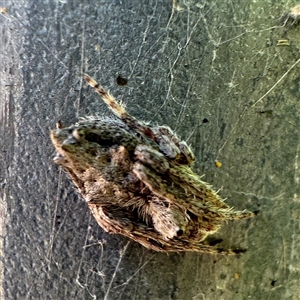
[83,73,157,140]
[152,126,195,165]
[133,145,189,239]
[133,145,225,237]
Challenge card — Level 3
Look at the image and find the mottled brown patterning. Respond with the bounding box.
[50,74,254,254]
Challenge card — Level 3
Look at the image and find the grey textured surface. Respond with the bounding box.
[1,0,300,299]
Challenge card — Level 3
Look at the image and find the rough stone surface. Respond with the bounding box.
[1,0,300,299]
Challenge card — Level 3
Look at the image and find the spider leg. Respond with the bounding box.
[83,73,156,140]
[89,204,242,254]
[133,145,192,238]
[224,210,255,220]
[133,146,218,213]
[133,145,254,233]
[152,126,195,165]
[88,203,186,248]
[83,74,195,165]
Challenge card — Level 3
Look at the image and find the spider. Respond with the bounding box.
[50,74,254,253]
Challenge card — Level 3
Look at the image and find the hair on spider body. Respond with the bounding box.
[280,4,300,27]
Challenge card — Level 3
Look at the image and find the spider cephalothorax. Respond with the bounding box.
[50,74,254,253]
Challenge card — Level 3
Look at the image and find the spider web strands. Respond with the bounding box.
[83,73,157,141]
[103,241,130,300]
[252,57,300,107]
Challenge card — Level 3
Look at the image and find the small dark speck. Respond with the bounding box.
[177,229,184,236]
[257,110,273,116]
[56,120,63,129]
[271,279,276,286]
[56,215,62,225]
[202,118,209,123]
[208,238,223,246]
[116,75,128,86]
